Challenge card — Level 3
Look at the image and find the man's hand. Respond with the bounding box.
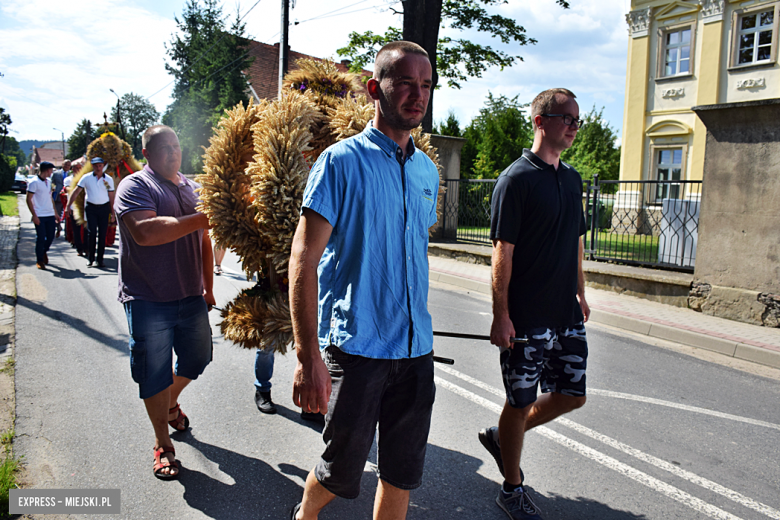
[54,214,61,224]
[578,294,590,323]
[204,290,216,311]
[31,215,40,226]
[292,352,332,416]
[490,313,516,349]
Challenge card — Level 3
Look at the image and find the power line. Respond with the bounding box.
[293,0,374,25]
[294,0,399,25]
[147,0,266,100]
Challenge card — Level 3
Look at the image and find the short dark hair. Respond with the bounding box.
[374,41,429,82]
[531,88,577,130]
[39,161,55,172]
[142,125,177,150]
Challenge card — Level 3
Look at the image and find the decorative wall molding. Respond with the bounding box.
[646,120,693,137]
[736,77,766,89]
[700,0,725,23]
[662,87,686,98]
[655,1,702,21]
[626,8,652,38]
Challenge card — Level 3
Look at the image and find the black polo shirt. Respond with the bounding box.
[490,149,587,329]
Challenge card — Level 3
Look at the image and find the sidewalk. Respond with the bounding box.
[429,255,780,369]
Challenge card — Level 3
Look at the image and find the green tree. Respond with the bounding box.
[337,0,570,131]
[2,137,26,167]
[460,93,532,179]
[434,110,462,137]
[0,108,12,154]
[0,155,14,193]
[162,0,253,174]
[66,119,94,160]
[111,93,160,158]
[561,106,621,182]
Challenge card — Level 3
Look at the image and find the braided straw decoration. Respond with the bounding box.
[248,91,322,276]
[329,94,374,141]
[197,99,268,278]
[284,59,365,158]
[219,290,268,350]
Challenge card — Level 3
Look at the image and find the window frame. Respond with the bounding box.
[648,144,688,204]
[729,2,780,70]
[656,21,697,82]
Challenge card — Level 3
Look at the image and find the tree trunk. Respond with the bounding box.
[402,0,442,133]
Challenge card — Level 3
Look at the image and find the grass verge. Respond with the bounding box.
[0,360,13,377]
[0,450,20,518]
[0,193,19,218]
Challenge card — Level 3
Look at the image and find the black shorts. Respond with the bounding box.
[501,322,588,409]
[314,346,436,499]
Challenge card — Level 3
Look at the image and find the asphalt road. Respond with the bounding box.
[13,203,780,520]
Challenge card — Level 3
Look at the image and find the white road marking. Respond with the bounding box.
[434,364,780,431]
[437,365,780,517]
[587,389,780,432]
[435,376,745,520]
[556,417,780,520]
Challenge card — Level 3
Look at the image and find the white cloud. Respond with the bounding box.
[0,0,176,140]
[0,0,628,143]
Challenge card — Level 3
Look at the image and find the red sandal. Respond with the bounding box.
[168,403,190,431]
[153,445,179,480]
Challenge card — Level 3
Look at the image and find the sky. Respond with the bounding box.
[0,0,630,144]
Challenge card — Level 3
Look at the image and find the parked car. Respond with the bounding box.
[12,173,28,193]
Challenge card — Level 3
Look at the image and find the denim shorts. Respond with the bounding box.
[314,346,436,499]
[123,295,213,399]
[501,322,588,409]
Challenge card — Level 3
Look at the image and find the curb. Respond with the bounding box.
[430,267,780,370]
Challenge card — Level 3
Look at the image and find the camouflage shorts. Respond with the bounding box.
[500,322,588,409]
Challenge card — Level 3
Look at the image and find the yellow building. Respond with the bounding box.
[621,0,780,188]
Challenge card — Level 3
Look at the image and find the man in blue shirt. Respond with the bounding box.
[289,41,439,520]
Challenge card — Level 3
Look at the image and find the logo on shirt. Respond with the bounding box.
[423,188,433,197]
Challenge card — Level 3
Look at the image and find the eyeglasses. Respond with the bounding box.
[542,114,584,129]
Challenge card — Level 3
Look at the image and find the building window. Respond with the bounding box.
[657,23,695,79]
[654,148,683,201]
[666,28,692,75]
[731,4,779,68]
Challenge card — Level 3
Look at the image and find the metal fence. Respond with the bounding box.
[440,176,703,271]
[442,179,494,243]
[584,177,702,271]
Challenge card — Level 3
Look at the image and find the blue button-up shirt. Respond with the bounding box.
[302,122,439,359]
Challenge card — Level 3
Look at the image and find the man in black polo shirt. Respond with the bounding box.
[480,88,590,520]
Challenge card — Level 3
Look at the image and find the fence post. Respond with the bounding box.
[589,174,599,260]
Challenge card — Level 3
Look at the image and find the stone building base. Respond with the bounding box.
[689,282,780,328]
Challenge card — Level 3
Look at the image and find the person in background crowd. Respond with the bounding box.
[26,162,60,270]
[51,160,69,237]
[63,162,85,256]
[65,157,115,268]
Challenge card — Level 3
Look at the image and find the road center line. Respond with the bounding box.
[435,376,744,520]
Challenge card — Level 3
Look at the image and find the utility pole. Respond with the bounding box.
[53,127,65,163]
[278,0,290,97]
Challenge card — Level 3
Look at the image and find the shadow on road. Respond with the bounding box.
[274,405,325,433]
[16,295,128,354]
[175,434,304,520]
[529,492,649,520]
